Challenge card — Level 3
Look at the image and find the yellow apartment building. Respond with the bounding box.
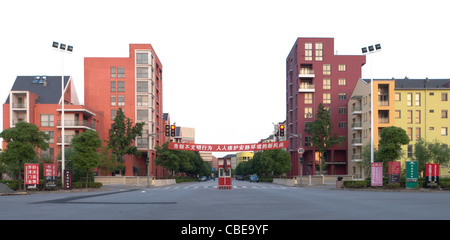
[394,78,450,177]
[236,152,254,167]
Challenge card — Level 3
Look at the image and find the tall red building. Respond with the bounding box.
[84,44,166,177]
[286,38,366,176]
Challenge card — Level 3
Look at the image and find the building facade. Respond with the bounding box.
[286,37,366,177]
[84,44,165,177]
[347,78,395,179]
[2,76,102,163]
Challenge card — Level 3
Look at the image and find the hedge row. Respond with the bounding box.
[0,180,102,191]
[343,177,450,190]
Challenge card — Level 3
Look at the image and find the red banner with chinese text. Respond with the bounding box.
[168,141,289,152]
[24,163,39,185]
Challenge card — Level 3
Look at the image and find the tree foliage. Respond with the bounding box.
[307,103,345,174]
[377,126,409,173]
[414,139,450,177]
[0,122,49,189]
[235,149,291,177]
[71,130,102,188]
[106,108,144,174]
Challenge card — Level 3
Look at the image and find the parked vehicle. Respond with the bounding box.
[249,174,259,182]
[198,176,207,182]
[236,175,245,181]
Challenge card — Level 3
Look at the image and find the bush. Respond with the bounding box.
[343,180,370,188]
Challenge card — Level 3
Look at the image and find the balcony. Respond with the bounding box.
[57,135,76,145]
[351,106,362,115]
[351,154,362,162]
[351,138,362,147]
[298,68,315,78]
[299,83,315,92]
[351,122,362,131]
[57,120,96,130]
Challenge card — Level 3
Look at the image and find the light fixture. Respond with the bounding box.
[375,44,381,50]
[52,41,59,48]
[361,47,368,54]
[368,45,374,52]
[59,43,66,50]
[67,45,73,52]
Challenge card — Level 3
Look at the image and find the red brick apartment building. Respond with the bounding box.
[286,38,366,176]
[2,76,102,162]
[84,44,166,177]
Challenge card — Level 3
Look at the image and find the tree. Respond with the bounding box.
[71,130,102,188]
[307,103,345,174]
[0,122,49,190]
[155,142,181,175]
[106,108,144,175]
[414,139,450,177]
[377,126,409,174]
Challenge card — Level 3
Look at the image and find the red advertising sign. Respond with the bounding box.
[44,164,57,177]
[388,161,401,174]
[168,141,289,152]
[371,162,383,187]
[24,164,39,185]
[425,163,439,187]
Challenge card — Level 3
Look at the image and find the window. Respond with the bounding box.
[117,81,125,92]
[136,53,148,64]
[118,95,125,106]
[442,93,448,101]
[304,136,312,147]
[41,147,54,159]
[137,110,148,121]
[339,107,346,114]
[323,78,331,89]
[304,93,312,104]
[110,81,116,92]
[137,81,148,92]
[416,128,421,141]
[442,127,448,136]
[339,122,346,129]
[415,110,421,124]
[338,64,346,71]
[305,107,313,118]
[137,95,149,106]
[407,145,413,158]
[137,67,148,78]
[407,110,412,123]
[323,64,331,75]
[111,109,117,120]
[407,128,412,141]
[117,67,125,78]
[395,93,401,101]
[338,93,346,100]
[305,43,312,61]
[415,93,421,106]
[407,93,412,106]
[110,67,116,78]
[323,93,331,104]
[442,110,448,118]
[110,95,116,106]
[315,42,323,61]
[338,78,346,86]
[395,110,401,119]
[43,131,54,144]
[41,114,54,127]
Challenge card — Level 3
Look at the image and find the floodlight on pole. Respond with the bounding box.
[52,41,72,188]
[362,43,381,164]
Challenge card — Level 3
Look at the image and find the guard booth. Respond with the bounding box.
[218,158,232,189]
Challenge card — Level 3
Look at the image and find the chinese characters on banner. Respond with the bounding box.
[64,169,72,190]
[388,161,401,184]
[24,164,39,187]
[425,163,439,187]
[44,164,57,189]
[168,141,289,152]
[371,162,383,187]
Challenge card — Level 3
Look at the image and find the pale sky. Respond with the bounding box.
[1,0,449,157]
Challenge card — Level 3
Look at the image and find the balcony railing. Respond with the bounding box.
[299,84,315,92]
[57,120,95,129]
[12,103,27,109]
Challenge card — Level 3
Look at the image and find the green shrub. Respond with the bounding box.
[343,180,369,188]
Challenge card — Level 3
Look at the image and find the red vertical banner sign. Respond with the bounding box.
[371,162,383,187]
[44,164,57,189]
[425,163,439,187]
[24,164,40,188]
[388,161,401,184]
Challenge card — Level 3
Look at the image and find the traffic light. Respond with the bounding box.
[165,125,170,137]
[171,125,176,137]
[279,124,285,136]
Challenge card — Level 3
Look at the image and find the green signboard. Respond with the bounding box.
[406,161,418,189]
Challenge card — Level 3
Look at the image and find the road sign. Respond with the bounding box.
[298,148,304,154]
[406,161,418,189]
[371,162,383,186]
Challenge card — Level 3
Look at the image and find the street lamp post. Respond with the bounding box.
[362,44,381,164]
[52,41,72,187]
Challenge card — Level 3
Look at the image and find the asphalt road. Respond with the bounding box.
[1,180,450,220]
